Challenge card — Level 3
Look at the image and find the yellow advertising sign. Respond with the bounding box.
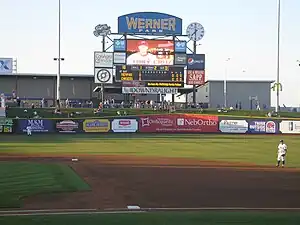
[83,119,110,133]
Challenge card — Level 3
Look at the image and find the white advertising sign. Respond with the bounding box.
[94,68,113,84]
[94,52,113,68]
[122,87,178,94]
[113,52,126,64]
[112,119,138,132]
[219,120,248,133]
[0,58,13,74]
[280,121,300,134]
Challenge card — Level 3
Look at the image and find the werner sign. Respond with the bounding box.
[118,12,182,35]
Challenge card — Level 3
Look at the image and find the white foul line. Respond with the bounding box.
[1,207,300,217]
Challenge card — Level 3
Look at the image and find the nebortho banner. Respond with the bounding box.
[219,120,248,133]
[280,121,300,134]
[248,120,277,134]
[112,119,138,132]
[83,119,110,133]
[139,114,219,133]
[18,119,54,133]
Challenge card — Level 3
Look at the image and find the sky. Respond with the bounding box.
[0,0,300,106]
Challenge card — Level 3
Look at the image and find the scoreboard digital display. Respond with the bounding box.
[116,65,184,82]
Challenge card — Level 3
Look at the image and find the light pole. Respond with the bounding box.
[224,57,231,108]
[54,0,64,108]
[275,0,281,113]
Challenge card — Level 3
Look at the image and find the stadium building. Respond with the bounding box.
[187,80,274,110]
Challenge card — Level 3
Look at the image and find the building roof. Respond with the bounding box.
[205,79,275,83]
[0,73,93,77]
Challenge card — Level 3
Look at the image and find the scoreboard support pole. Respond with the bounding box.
[192,40,197,106]
[101,36,105,103]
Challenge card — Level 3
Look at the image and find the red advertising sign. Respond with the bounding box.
[139,114,219,133]
[186,70,205,85]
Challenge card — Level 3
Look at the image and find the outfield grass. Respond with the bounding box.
[0,162,90,208]
[1,211,300,225]
[1,134,299,167]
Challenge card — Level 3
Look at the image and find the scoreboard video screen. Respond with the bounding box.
[115,65,184,82]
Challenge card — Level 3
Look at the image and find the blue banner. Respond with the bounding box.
[174,41,186,53]
[187,54,205,70]
[118,12,182,35]
[248,120,278,134]
[113,39,126,52]
[18,119,54,133]
[55,120,83,133]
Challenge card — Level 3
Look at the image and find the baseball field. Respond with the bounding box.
[1,133,300,224]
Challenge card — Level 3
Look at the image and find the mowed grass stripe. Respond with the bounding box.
[0,134,300,166]
[0,162,90,208]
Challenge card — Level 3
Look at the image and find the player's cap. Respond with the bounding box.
[138,40,148,47]
[280,139,283,142]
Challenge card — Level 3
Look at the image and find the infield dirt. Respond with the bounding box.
[1,154,300,210]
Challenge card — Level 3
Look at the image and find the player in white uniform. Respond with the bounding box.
[277,140,287,167]
[126,40,156,65]
[26,126,32,136]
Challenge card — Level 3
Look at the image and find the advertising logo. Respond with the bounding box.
[112,119,138,132]
[113,52,126,64]
[118,12,183,35]
[139,114,218,133]
[19,119,53,133]
[126,40,174,66]
[280,121,300,134]
[0,58,13,74]
[219,120,248,133]
[248,121,277,134]
[113,39,126,51]
[187,54,205,70]
[94,52,113,68]
[83,119,110,133]
[174,41,186,53]
[122,87,178,94]
[186,70,205,85]
[174,54,187,65]
[0,118,13,133]
[56,120,79,133]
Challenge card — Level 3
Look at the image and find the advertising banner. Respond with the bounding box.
[118,12,183,35]
[248,120,277,134]
[219,120,248,133]
[280,121,300,134]
[112,119,138,132]
[174,41,186,53]
[174,54,187,65]
[18,119,54,133]
[113,39,126,52]
[126,40,174,66]
[122,87,178,94]
[0,118,14,133]
[83,119,110,133]
[94,52,113,68]
[187,54,205,70]
[113,52,126,64]
[139,114,219,133]
[0,58,13,74]
[186,70,205,85]
[55,120,82,133]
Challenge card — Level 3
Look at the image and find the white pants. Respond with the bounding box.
[27,130,32,135]
[277,154,286,162]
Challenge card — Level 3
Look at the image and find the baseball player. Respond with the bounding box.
[26,125,32,136]
[277,140,287,167]
[126,40,156,65]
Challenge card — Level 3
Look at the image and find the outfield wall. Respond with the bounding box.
[0,114,298,134]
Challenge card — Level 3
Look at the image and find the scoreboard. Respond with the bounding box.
[116,65,184,82]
